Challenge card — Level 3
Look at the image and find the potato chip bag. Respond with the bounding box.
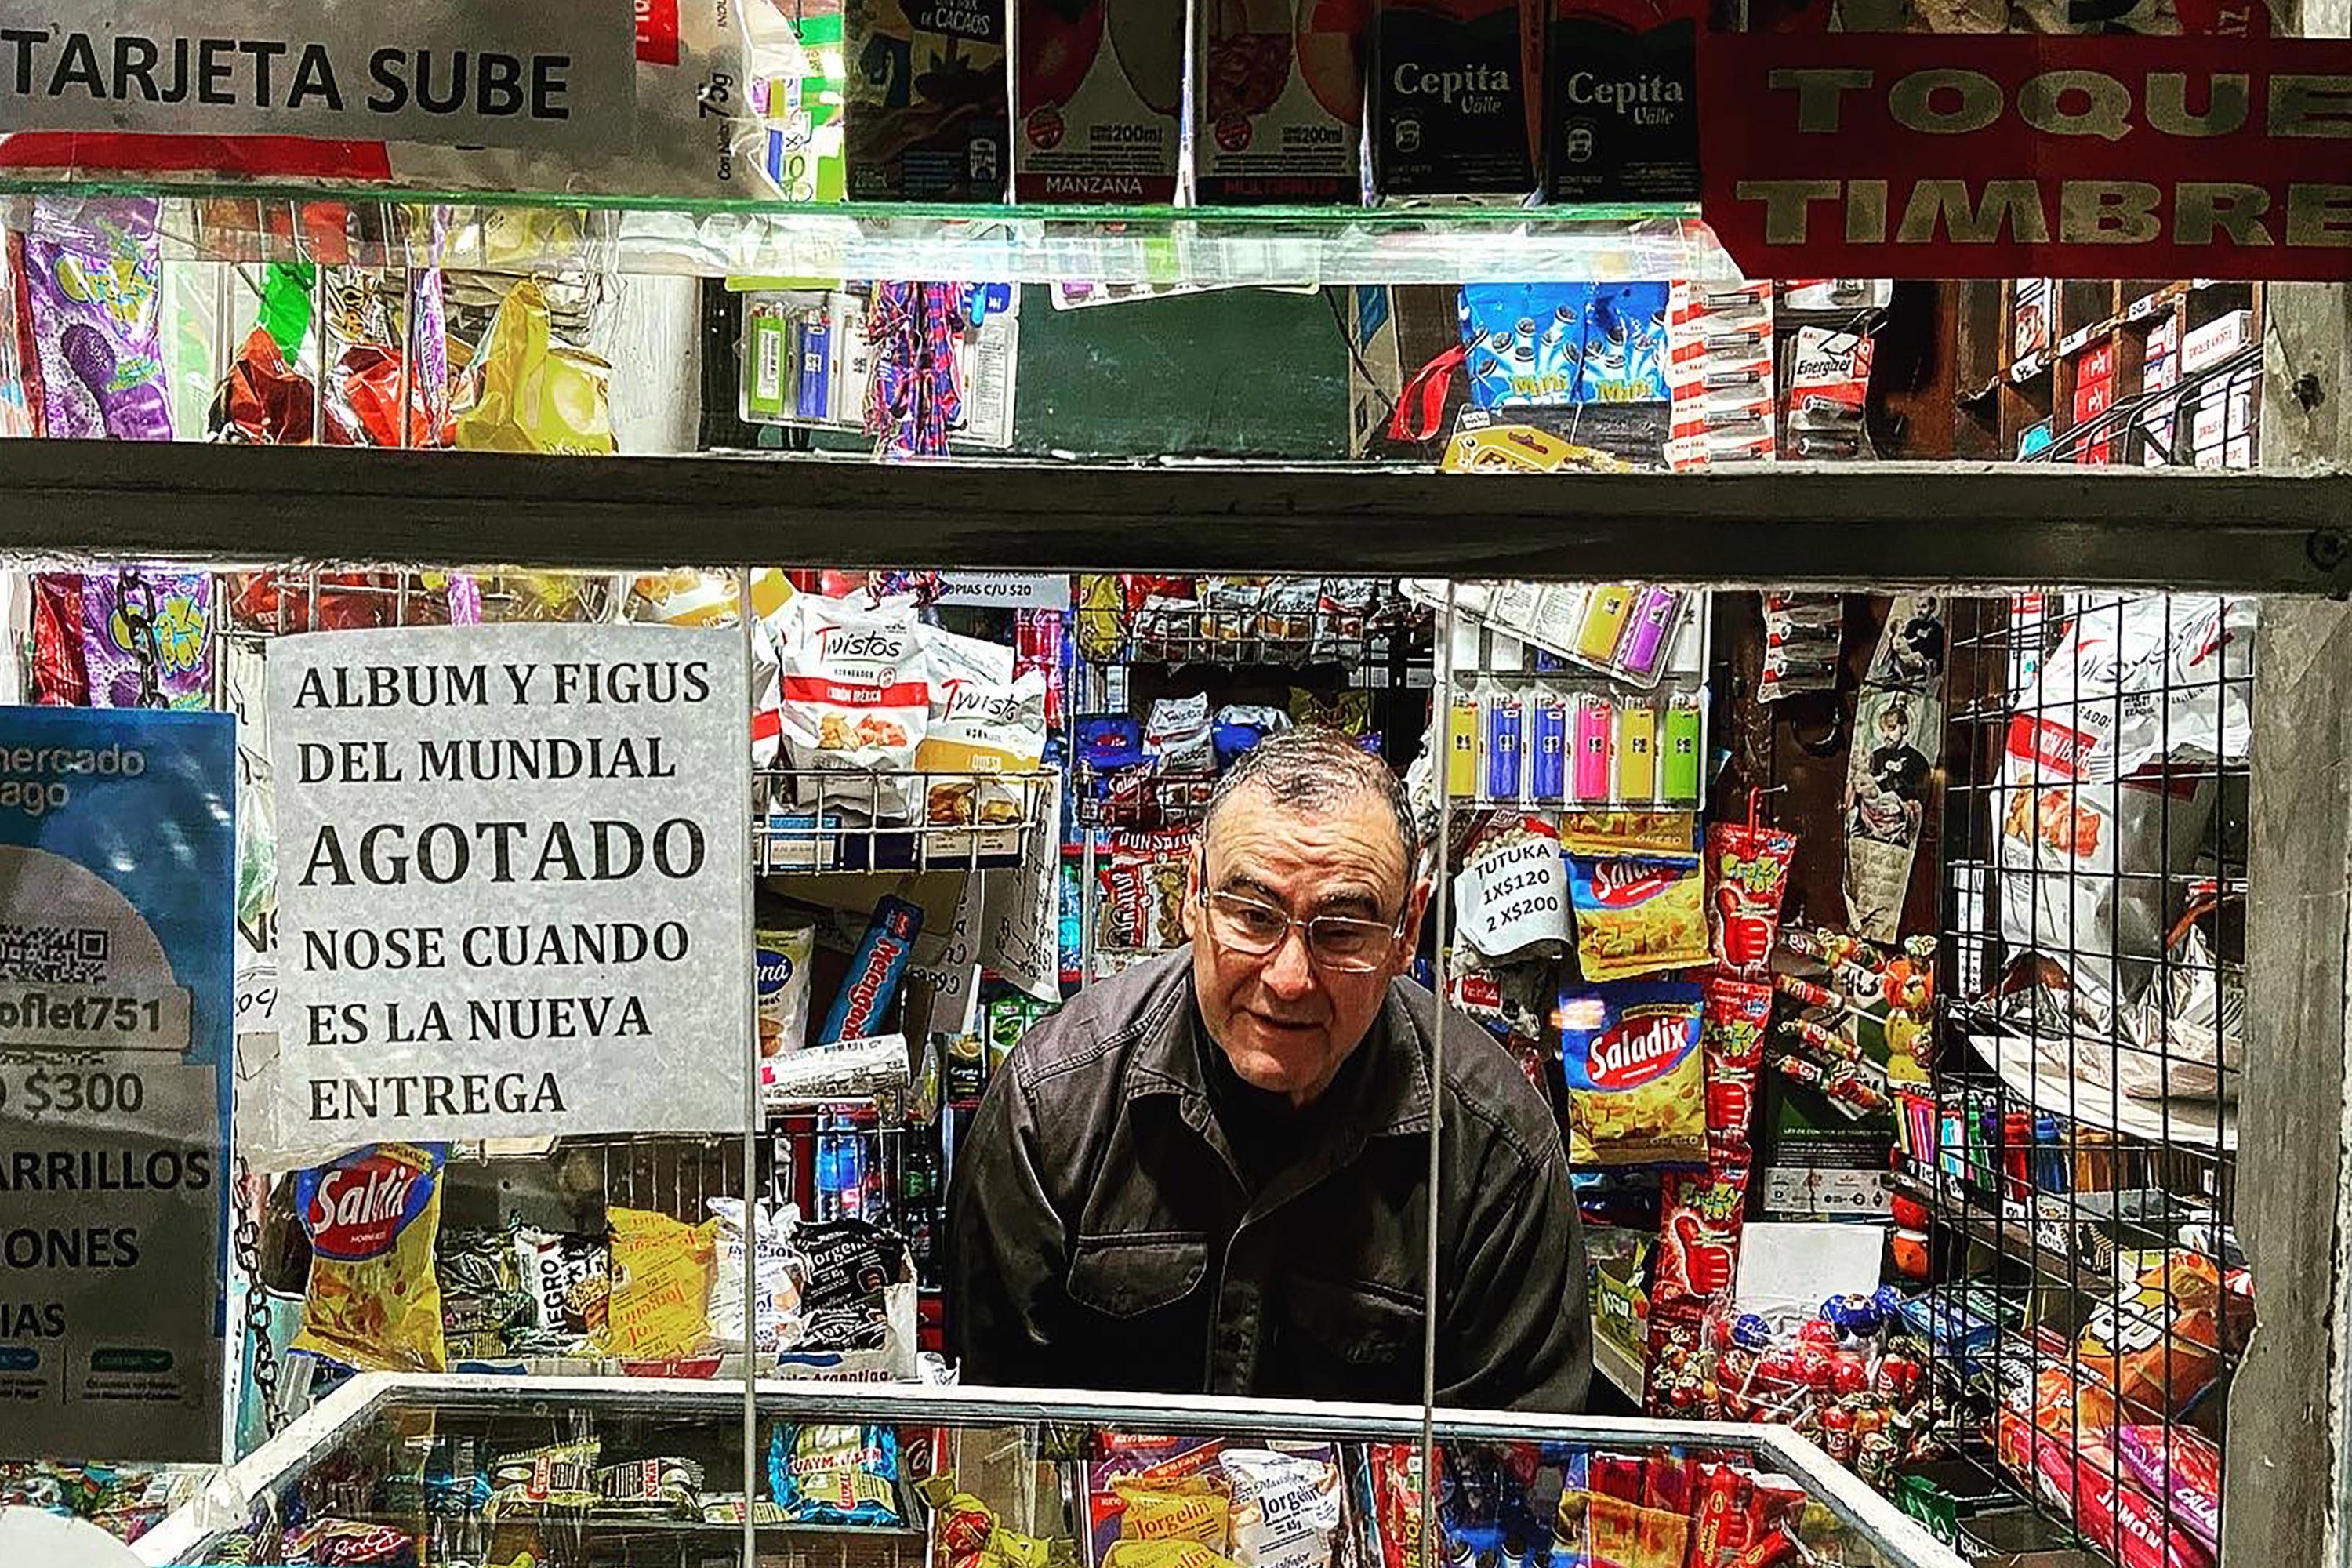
[1560,811,1700,860]
[292,1142,448,1374]
[601,1206,717,1360]
[1555,982,1706,1167]
[1569,857,1710,982]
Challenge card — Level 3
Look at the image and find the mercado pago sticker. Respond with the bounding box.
[0,706,234,1463]
[268,625,750,1145]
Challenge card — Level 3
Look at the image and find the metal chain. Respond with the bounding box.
[114,568,168,710]
[232,1153,286,1439]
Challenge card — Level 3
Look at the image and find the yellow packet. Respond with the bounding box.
[1559,811,1700,861]
[1112,1481,1230,1550]
[455,278,616,456]
[291,1142,448,1374]
[601,1206,717,1359]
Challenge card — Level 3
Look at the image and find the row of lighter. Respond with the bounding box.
[1447,686,1703,808]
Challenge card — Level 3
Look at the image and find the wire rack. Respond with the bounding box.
[1929,592,2247,1566]
[1100,594,1430,670]
[755,767,1054,873]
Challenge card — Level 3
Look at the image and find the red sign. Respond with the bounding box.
[1700,34,2352,280]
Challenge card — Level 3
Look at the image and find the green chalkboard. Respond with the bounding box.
[1008,285,1352,461]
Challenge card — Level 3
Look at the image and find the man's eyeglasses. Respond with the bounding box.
[1198,887,1406,974]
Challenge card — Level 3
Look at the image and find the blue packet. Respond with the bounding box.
[768,1423,904,1525]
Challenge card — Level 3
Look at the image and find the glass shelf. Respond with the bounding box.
[0,180,1733,284]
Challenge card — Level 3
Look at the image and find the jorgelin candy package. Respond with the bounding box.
[1016,0,1184,201]
[1370,0,1542,198]
[1196,0,1365,204]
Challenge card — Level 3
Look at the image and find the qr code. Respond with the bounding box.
[0,924,107,985]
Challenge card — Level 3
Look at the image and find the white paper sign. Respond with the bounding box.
[982,771,1064,1003]
[270,625,750,1144]
[1453,818,1569,960]
[0,1,636,153]
[906,872,985,1039]
[933,572,1072,611]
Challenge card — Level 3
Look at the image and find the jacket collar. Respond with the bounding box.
[1127,946,1434,1142]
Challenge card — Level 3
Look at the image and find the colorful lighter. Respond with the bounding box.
[1619,587,1681,681]
[1663,699,1701,803]
[1575,585,1635,663]
[1529,691,1567,803]
[1446,693,1479,799]
[1571,694,1613,802]
[1483,688,1523,803]
[797,309,833,420]
[1617,704,1657,802]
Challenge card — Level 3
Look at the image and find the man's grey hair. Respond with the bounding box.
[1202,726,1421,874]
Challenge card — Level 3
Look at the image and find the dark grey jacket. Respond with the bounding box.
[946,948,1591,1411]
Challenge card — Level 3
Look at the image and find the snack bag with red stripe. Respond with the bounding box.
[771,593,931,819]
[1556,982,1706,1168]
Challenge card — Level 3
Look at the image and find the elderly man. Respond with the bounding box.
[948,726,1589,1410]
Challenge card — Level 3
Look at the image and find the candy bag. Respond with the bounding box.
[768,1423,905,1525]
[514,1226,612,1345]
[706,1197,804,1353]
[22,197,172,441]
[2114,1426,2221,1555]
[1110,1481,1232,1552]
[601,1207,717,1361]
[1556,982,1706,1168]
[486,1439,601,1522]
[55,568,214,710]
[1569,856,1709,982]
[437,1228,529,1363]
[1701,978,1773,1160]
[1707,823,1797,978]
[452,278,616,455]
[774,593,932,820]
[1654,1164,1750,1308]
[1221,1450,1344,1568]
[292,1142,448,1374]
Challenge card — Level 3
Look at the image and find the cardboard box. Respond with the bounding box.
[844,0,1011,201]
[1370,0,1542,198]
[2011,278,2052,364]
[1194,0,1363,204]
[1544,0,1697,202]
[2137,312,2180,466]
[1013,0,1182,202]
[2182,307,2255,376]
[2072,368,2116,466]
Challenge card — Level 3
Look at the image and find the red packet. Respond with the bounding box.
[1701,978,1772,1160]
[1642,1304,1711,1419]
[1656,1166,1750,1308]
[1706,822,1796,977]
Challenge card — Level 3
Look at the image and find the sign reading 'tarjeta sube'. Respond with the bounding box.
[268,625,749,1146]
[1700,34,2352,281]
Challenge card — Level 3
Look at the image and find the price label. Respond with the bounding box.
[0,982,191,1054]
[1453,822,1569,961]
[0,1062,148,1121]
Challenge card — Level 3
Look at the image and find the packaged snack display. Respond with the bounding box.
[601,1207,717,1362]
[1700,978,1771,1160]
[1556,982,1707,1167]
[2072,1250,2249,1421]
[452,278,616,456]
[512,1225,613,1348]
[773,593,933,818]
[1220,1450,1343,1568]
[292,1142,450,1374]
[919,668,1050,823]
[437,1229,529,1363]
[1705,822,1796,977]
[1653,1164,1747,1306]
[2114,1425,2222,1556]
[1105,828,1195,950]
[768,1422,906,1525]
[706,1197,805,1354]
[20,197,172,441]
[821,895,925,1044]
[594,1456,706,1519]
[1568,855,1708,981]
[757,911,820,1057]
[485,1439,600,1522]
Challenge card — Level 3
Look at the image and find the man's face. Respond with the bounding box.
[1182,786,1430,1108]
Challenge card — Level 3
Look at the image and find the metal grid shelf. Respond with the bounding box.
[1098,599,1432,671]
[755,768,1053,874]
[1072,761,1213,830]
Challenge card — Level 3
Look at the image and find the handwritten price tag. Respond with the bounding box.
[1454,821,1569,961]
